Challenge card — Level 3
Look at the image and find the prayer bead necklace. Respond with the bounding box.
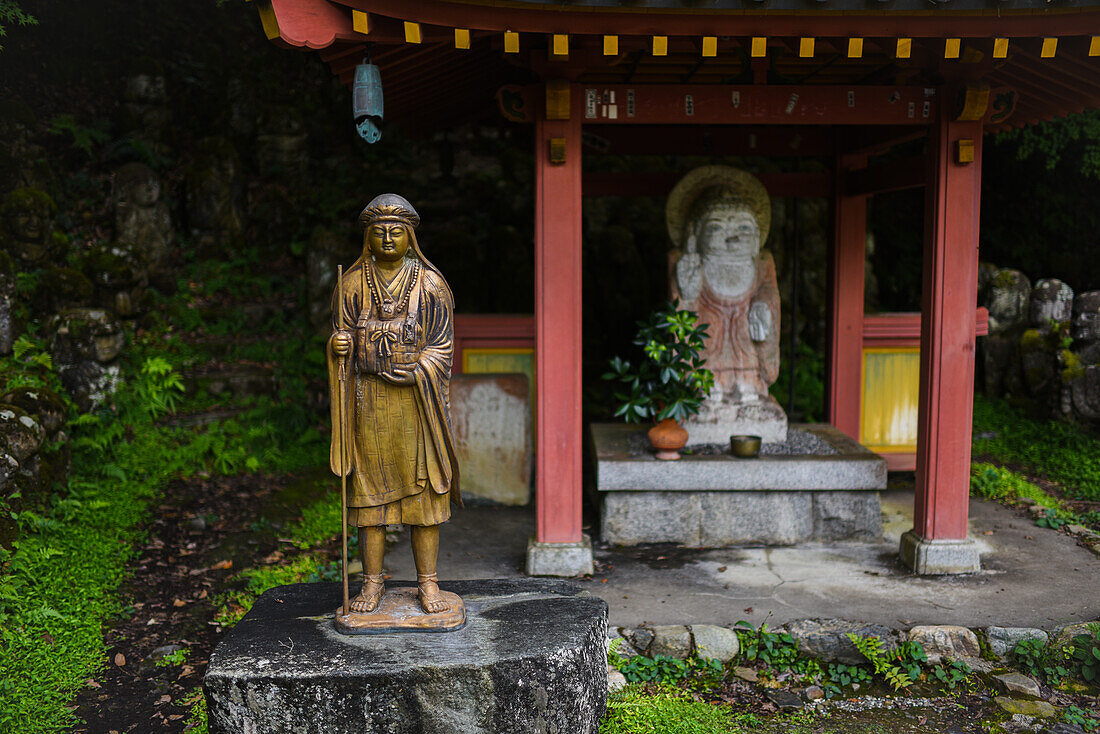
[366,258,419,319]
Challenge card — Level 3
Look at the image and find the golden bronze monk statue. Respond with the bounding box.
[328,193,463,631]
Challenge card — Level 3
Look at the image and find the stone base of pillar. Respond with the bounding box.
[526,534,594,577]
[899,530,981,575]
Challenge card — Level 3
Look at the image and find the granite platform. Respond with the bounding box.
[591,423,887,546]
[204,579,608,734]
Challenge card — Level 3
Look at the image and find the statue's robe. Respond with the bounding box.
[675,251,781,399]
[327,256,461,526]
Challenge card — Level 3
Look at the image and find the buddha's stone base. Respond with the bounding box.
[592,423,886,546]
[205,579,608,734]
[899,531,982,575]
[683,394,788,445]
[601,489,882,546]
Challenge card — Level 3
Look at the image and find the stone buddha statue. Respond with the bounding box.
[0,187,57,267]
[667,166,786,444]
[113,162,173,278]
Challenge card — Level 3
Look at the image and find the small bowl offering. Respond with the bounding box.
[729,434,762,458]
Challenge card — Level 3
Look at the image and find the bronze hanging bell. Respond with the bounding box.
[353,55,383,144]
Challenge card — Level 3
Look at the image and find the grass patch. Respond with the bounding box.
[601,686,740,734]
[0,347,326,732]
[211,483,350,628]
[969,463,1061,508]
[973,396,1100,501]
[213,553,328,627]
[286,494,343,550]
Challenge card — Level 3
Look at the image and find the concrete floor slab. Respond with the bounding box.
[379,490,1100,631]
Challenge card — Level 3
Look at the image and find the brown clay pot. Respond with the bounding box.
[647,417,689,461]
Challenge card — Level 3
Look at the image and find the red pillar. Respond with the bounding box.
[901,105,982,573]
[827,154,868,440]
[533,87,584,547]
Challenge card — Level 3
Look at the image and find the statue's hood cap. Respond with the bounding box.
[359,193,420,229]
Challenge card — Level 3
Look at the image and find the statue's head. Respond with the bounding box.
[1073,291,1100,342]
[1,187,56,264]
[115,162,161,208]
[688,188,760,258]
[667,166,770,257]
[358,194,420,264]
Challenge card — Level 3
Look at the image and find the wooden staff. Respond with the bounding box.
[337,264,349,617]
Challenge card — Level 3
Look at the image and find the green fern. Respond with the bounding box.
[847,633,913,691]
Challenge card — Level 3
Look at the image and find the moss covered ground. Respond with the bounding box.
[0,248,329,731]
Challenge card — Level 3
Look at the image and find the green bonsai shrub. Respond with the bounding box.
[603,301,714,424]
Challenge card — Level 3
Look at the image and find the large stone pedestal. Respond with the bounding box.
[204,579,608,734]
[592,423,886,546]
[683,393,788,445]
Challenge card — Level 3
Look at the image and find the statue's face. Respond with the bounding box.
[1075,297,1100,341]
[366,222,410,262]
[694,203,759,257]
[132,177,160,207]
[9,204,45,243]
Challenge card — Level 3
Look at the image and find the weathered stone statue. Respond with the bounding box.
[113,163,173,279]
[1029,278,1074,327]
[0,99,53,195]
[119,67,172,151]
[1019,278,1075,414]
[328,194,463,633]
[48,308,125,412]
[1063,291,1100,422]
[184,137,243,251]
[982,268,1030,398]
[255,104,307,179]
[666,166,785,443]
[0,187,58,267]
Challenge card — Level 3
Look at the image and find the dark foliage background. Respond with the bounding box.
[2,0,1099,421]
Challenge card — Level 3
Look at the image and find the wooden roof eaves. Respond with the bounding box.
[339,0,1100,38]
[989,69,1088,117]
[1002,56,1100,102]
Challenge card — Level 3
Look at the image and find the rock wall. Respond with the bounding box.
[0,387,69,548]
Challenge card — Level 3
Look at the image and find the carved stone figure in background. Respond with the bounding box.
[48,308,125,412]
[1029,278,1074,327]
[666,166,785,443]
[1072,291,1100,355]
[255,104,307,179]
[982,268,1030,398]
[0,187,57,266]
[0,99,53,195]
[119,68,172,150]
[114,162,173,277]
[1064,291,1100,422]
[184,137,243,251]
[328,194,462,631]
[1019,278,1075,414]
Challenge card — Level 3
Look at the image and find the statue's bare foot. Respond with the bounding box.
[349,574,385,613]
[417,573,448,614]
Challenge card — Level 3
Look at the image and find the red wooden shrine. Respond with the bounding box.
[257,0,1100,574]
